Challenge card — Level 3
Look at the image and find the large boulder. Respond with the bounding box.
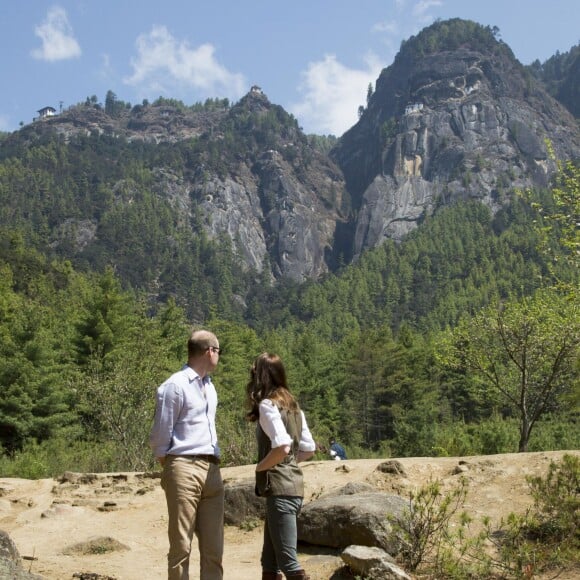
[297,491,407,554]
[322,481,377,496]
[0,530,44,579]
[223,478,265,526]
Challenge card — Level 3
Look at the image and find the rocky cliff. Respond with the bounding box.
[189,89,348,281]
[5,20,580,283]
[331,19,580,259]
[16,87,348,283]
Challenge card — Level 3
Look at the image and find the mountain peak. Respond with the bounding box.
[237,85,272,112]
[332,19,580,255]
[397,18,513,63]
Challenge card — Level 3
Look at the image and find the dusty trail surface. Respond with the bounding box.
[1,451,577,579]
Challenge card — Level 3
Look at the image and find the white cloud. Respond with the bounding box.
[412,0,443,21]
[372,20,398,35]
[98,53,116,83]
[0,115,11,132]
[31,6,81,62]
[372,17,405,57]
[290,53,383,136]
[124,26,246,101]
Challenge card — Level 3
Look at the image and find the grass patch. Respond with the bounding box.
[63,537,129,556]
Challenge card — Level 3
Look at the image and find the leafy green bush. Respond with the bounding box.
[527,454,579,546]
[391,477,469,572]
[472,415,519,454]
[215,413,256,467]
[477,454,579,577]
[0,435,117,479]
[389,455,579,578]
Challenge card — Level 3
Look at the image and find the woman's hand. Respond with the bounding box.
[255,445,290,471]
[297,450,314,463]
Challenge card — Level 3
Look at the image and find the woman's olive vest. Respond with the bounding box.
[255,407,304,497]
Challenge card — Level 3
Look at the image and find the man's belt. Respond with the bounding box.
[185,454,220,464]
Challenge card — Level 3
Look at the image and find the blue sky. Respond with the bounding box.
[1,1,578,136]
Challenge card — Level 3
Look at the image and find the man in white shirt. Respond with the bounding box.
[150,329,224,580]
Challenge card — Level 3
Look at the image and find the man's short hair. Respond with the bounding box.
[187,330,218,358]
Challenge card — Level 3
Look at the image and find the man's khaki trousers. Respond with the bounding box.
[161,455,224,580]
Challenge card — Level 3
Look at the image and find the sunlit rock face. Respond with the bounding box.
[14,22,579,281]
[332,26,580,259]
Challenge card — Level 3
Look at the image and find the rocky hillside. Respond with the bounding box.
[332,19,580,259]
[528,42,580,118]
[10,87,348,283]
[2,19,579,284]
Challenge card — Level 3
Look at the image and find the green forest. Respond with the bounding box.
[0,119,578,478]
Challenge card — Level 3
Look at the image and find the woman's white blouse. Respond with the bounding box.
[258,399,316,451]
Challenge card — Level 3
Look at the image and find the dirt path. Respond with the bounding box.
[1,451,577,579]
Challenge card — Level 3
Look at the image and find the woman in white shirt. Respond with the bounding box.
[246,353,316,580]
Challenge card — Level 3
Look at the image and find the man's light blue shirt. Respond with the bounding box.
[150,364,220,459]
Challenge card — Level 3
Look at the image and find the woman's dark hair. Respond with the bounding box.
[246,352,298,422]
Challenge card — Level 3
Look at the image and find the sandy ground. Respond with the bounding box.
[1,450,578,579]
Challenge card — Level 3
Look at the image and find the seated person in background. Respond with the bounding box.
[328,438,347,460]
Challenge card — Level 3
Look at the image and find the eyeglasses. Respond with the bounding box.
[207,346,222,355]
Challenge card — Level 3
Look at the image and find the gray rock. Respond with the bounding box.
[333,40,580,259]
[297,492,407,553]
[342,544,411,580]
[0,530,45,579]
[376,460,407,476]
[223,478,265,526]
[0,530,19,563]
[323,482,376,497]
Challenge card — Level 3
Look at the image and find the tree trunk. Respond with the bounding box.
[518,419,530,452]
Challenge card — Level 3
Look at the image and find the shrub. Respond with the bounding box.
[391,477,469,571]
[526,453,579,547]
[389,455,579,578]
[466,455,579,578]
[0,435,118,478]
